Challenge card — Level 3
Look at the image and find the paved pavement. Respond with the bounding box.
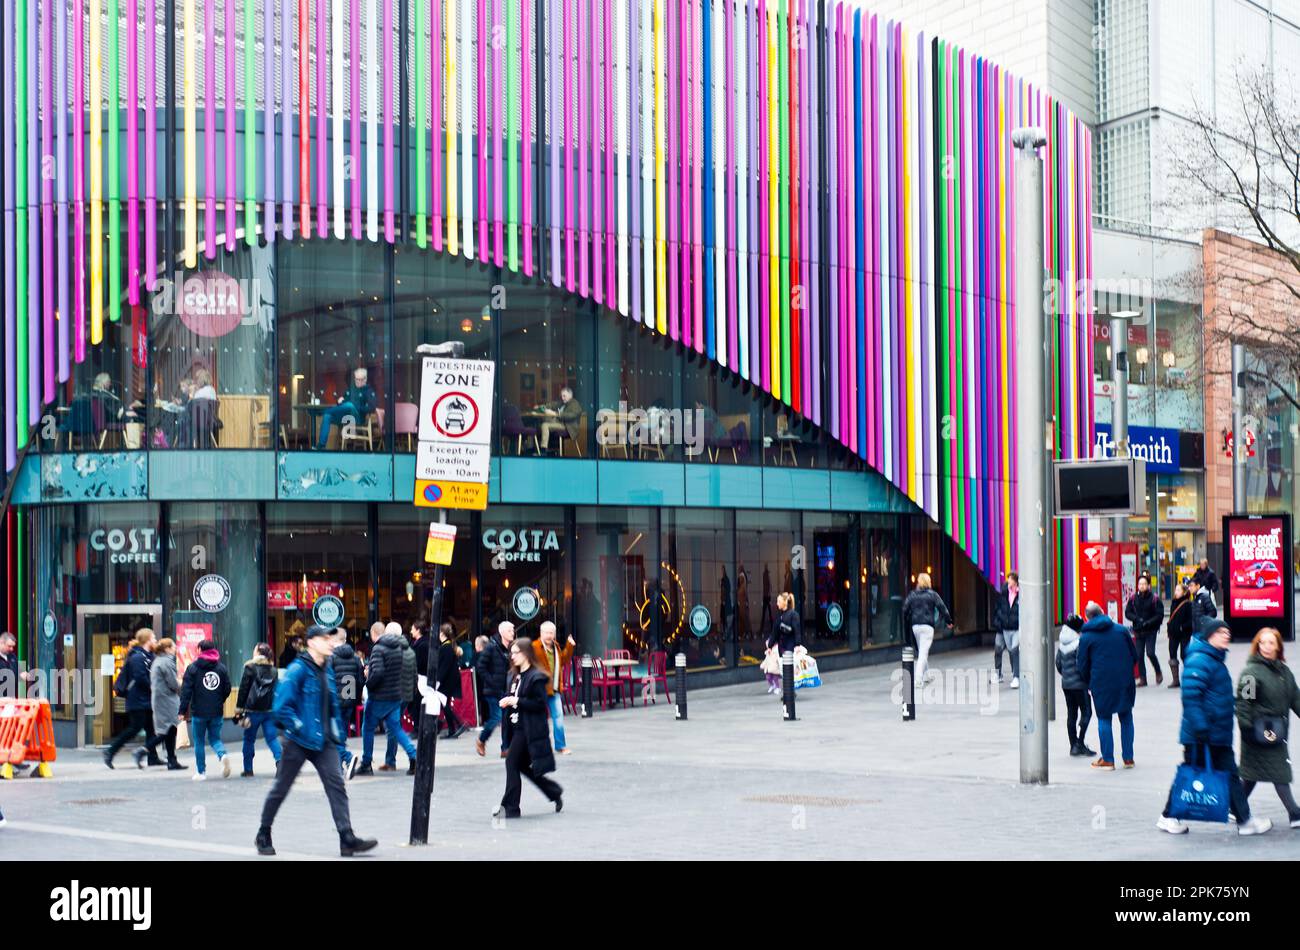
[4,638,1299,860]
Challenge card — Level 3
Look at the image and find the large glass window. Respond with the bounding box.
[165,502,263,670]
[479,505,569,640]
[1151,299,1203,430]
[278,242,389,452]
[43,316,141,453]
[801,512,857,655]
[734,511,799,664]
[392,248,495,453]
[377,505,476,635]
[150,244,276,449]
[499,288,593,457]
[862,514,906,646]
[573,507,658,656]
[266,503,371,659]
[662,509,734,669]
[679,356,760,465]
[595,315,684,461]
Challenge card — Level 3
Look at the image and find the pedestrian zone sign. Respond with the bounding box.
[416,356,495,499]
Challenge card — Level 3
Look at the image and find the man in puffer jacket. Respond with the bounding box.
[1158,620,1271,836]
[357,623,418,775]
[1056,614,1095,757]
[382,622,419,769]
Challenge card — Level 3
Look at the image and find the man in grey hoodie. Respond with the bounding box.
[1056,614,1096,757]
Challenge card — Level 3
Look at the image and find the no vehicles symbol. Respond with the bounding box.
[432,391,480,439]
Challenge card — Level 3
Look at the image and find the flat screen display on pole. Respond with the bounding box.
[1223,513,1293,641]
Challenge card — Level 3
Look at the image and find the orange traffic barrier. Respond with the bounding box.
[0,698,57,779]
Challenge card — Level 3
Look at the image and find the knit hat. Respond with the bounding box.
[1196,618,1229,641]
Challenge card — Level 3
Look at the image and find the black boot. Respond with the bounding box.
[255,826,276,856]
[167,759,188,771]
[1168,659,1180,688]
[340,830,378,856]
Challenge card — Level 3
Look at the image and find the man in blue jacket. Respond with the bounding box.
[256,626,378,857]
[1158,620,1272,836]
[1075,602,1140,770]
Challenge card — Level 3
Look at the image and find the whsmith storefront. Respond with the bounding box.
[0,2,1094,747]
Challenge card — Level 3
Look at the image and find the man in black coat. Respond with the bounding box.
[475,621,514,758]
[357,623,418,775]
[1191,559,1220,604]
[1125,574,1165,686]
[104,629,162,769]
[992,573,1021,685]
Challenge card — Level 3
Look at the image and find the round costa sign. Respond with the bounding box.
[194,574,232,613]
[689,605,712,638]
[313,595,345,628]
[512,587,540,622]
[431,391,480,439]
[826,603,845,633]
[179,271,245,338]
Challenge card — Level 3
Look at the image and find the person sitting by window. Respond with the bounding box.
[315,367,377,451]
[188,368,221,448]
[538,386,583,454]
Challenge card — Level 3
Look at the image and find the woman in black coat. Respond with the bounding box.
[435,623,467,739]
[1165,583,1193,688]
[493,637,563,819]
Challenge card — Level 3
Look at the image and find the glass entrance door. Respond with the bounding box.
[77,605,163,747]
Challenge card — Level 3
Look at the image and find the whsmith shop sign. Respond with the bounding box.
[1094,424,1186,474]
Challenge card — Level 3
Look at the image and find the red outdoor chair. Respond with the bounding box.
[640,650,672,704]
[604,649,636,706]
[560,658,578,715]
[591,658,629,710]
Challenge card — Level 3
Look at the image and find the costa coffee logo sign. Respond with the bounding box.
[90,528,159,564]
[482,528,560,565]
[179,271,245,338]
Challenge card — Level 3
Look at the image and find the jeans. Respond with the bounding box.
[479,701,505,749]
[499,729,562,815]
[1062,688,1092,747]
[260,738,353,835]
[994,629,1020,678]
[1095,709,1134,764]
[242,711,283,773]
[362,699,417,767]
[316,402,359,449]
[106,708,157,761]
[1163,744,1250,822]
[1135,632,1162,682]
[911,624,935,685]
[546,692,567,751]
[191,716,227,774]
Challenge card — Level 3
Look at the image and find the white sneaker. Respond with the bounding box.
[1290,817,1300,829]
[192,772,207,782]
[1010,677,1019,689]
[221,756,232,779]
[1238,816,1273,836]
[1156,816,1188,835]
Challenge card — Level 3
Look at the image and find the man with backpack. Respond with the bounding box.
[235,643,282,777]
[357,621,418,775]
[104,629,162,769]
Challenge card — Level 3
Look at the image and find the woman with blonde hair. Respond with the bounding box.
[901,573,952,688]
[1236,627,1300,827]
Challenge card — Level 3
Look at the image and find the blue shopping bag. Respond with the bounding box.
[1167,746,1230,824]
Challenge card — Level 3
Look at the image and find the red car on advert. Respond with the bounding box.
[1234,561,1282,588]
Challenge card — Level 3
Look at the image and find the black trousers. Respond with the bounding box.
[442,701,464,734]
[1135,632,1162,681]
[500,729,562,814]
[259,738,353,835]
[144,725,178,762]
[1168,635,1190,665]
[1163,744,1251,822]
[1243,780,1300,821]
[106,709,157,760]
[1063,688,1092,746]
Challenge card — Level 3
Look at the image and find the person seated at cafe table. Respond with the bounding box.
[538,386,584,454]
[315,367,378,450]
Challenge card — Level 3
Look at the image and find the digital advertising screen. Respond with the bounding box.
[1223,516,1292,637]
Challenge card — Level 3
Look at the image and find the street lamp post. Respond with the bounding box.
[1012,128,1049,785]
[1107,309,1141,541]
[1232,343,1247,514]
